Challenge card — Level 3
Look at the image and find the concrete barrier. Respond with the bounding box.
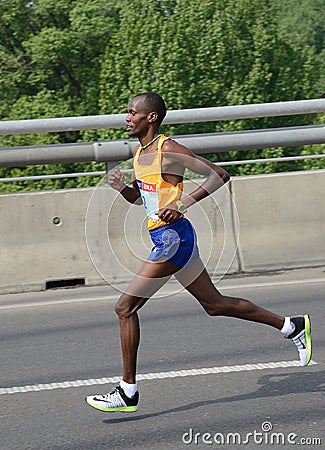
[0,188,100,293]
[231,169,325,271]
[0,170,324,294]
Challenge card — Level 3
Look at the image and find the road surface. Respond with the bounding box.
[1,267,324,449]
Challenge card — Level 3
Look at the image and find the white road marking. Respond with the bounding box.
[0,360,317,396]
[0,295,117,310]
[0,276,324,310]
[219,277,325,290]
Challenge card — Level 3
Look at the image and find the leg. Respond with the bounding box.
[85,258,182,413]
[115,259,182,384]
[175,258,312,367]
[175,258,284,329]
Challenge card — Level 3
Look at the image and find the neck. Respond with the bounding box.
[139,133,161,150]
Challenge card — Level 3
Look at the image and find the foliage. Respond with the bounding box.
[278,0,325,97]
[0,0,323,192]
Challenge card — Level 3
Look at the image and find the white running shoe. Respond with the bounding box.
[287,314,312,366]
[85,385,139,413]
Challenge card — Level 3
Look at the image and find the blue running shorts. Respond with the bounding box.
[148,218,199,268]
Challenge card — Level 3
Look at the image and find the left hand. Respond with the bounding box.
[155,204,181,223]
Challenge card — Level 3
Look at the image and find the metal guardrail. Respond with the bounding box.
[0,155,324,183]
[0,99,324,182]
[0,98,324,135]
[0,125,324,168]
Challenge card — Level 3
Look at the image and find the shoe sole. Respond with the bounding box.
[85,398,138,413]
[304,314,312,366]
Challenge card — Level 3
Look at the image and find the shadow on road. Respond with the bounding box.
[102,369,324,424]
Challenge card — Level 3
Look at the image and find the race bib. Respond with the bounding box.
[136,179,159,221]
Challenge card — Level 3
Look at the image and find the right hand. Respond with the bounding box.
[108,168,126,191]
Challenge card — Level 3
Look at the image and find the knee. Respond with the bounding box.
[114,293,145,319]
[202,295,228,316]
[204,304,221,316]
[114,294,133,319]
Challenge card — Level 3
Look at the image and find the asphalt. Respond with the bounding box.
[0,266,324,450]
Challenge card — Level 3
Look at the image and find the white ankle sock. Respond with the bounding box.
[281,317,295,337]
[120,379,137,398]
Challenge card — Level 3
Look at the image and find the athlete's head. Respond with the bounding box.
[131,92,167,126]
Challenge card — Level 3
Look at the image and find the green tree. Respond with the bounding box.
[99,0,317,129]
[0,0,322,192]
[0,0,120,191]
[98,0,319,176]
[0,0,120,126]
[278,0,325,97]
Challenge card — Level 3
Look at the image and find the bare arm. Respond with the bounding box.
[156,139,230,223]
[108,168,142,205]
[182,153,230,208]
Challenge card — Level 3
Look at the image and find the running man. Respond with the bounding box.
[85,92,312,413]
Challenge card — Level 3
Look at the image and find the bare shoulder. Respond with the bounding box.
[162,137,193,156]
[162,136,230,181]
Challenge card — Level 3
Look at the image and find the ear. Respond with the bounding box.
[148,111,158,123]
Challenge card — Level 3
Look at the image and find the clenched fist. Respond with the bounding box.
[108,168,126,192]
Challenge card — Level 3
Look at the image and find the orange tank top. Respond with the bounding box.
[134,135,184,230]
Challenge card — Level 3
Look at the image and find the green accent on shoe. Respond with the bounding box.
[86,399,138,413]
[304,314,312,366]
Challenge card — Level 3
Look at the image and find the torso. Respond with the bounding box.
[137,139,184,187]
[134,135,184,230]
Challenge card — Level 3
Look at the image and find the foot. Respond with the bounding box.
[287,314,312,366]
[85,385,139,413]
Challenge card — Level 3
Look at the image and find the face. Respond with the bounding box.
[126,97,151,138]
